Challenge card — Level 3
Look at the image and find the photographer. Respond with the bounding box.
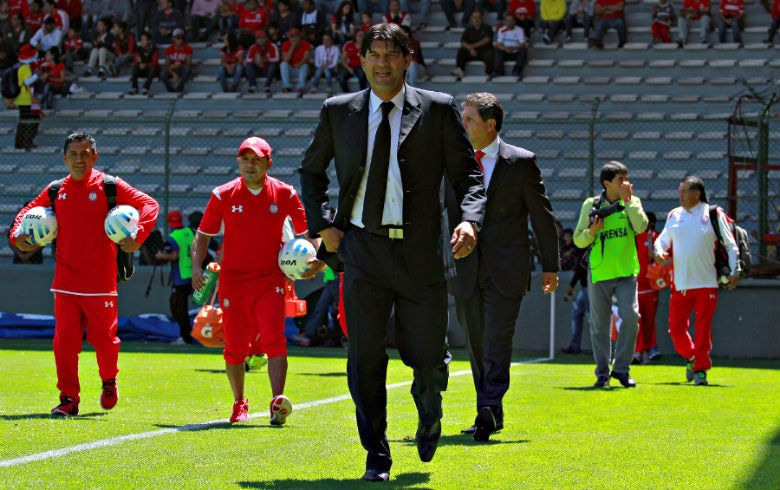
[155,210,196,345]
[573,161,648,388]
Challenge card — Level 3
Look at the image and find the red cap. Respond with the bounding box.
[255,30,267,37]
[238,136,273,165]
[167,210,183,229]
[287,28,300,37]
[18,45,37,63]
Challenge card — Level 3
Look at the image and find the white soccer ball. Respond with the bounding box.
[278,238,316,280]
[20,206,57,246]
[104,205,140,244]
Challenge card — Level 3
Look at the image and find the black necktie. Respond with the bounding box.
[363,101,394,232]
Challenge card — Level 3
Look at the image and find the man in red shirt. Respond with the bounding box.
[238,0,269,48]
[191,136,323,425]
[279,28,311,95]
[337,28,367,92]
[11,132,159,416]
[244,30,279,94]
[161,28,193,93]
[718,0,744,44]
[507,0,536,37]
[676,0,711,46]
[589,0,626,48]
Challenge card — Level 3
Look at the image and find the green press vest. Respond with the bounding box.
[170,227,195,280]
[589,204,639,283]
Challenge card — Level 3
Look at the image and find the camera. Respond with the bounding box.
[589,201,625,221]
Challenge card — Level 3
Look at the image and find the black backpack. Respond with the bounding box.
[1,63,21,100]
[48,174,135,282]
[709,205,752,283]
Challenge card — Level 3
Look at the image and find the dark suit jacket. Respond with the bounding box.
[447,139,560,298]
[299,85,487,285]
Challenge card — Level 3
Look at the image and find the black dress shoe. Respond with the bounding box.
[416,419,441,462]
[461,424,476,434]
[473,406,497,442]
[610,371,636,388]
[361,469,389,482]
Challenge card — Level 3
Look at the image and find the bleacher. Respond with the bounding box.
[1,0,779,258]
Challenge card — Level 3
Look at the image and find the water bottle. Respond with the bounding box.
[193,262,221,305]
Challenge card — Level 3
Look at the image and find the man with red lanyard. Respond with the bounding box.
[654,176,739,386]
[11,132,159,416]
[191,136,324,425]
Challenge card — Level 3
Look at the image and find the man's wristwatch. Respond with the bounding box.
[466,220,481,233]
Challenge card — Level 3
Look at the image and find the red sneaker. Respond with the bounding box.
[100,378,119,410]
[51,395,79,416]
[230,399,249,423]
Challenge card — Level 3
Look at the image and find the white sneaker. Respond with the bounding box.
[171,337,187,346]
[451,67,464,79]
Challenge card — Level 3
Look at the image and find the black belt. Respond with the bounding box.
[368,225,404,240]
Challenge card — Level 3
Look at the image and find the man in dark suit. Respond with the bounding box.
[448,92,560,442]
[299,23,487,483]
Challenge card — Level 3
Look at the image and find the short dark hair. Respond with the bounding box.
[599,161,628,190]
[360,23,412,58]
[462,92,504,132]
[681,175,708,203]
[64,132,97,154]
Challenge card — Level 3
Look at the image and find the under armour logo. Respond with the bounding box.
[709,294,716,300]
[232,205,243,213]
[275,286,284,294]
[104,301,114,308]
[58,194,66,200]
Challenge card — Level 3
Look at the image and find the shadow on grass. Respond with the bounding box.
[0,412,108,420]
[737,425,780,489]
[390,433,529,448]
[297,371,347,377]
[238,471,432,489]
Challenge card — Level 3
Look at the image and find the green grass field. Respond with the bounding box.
[0,339,778,489]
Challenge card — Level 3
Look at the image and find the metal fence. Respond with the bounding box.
[1,99,778,264]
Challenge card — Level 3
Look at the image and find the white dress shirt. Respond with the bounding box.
[477,136,500,188]
[351,88,405,228]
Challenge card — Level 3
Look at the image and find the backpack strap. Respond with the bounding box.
[709,204,724,245]
[47,178,66,213]
[103,174,117,210]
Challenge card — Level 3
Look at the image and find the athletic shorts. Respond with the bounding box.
[218,276,287,364]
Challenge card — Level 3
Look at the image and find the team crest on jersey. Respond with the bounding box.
[269,203,278,214]
[89,191,98,201]
[223,298,230,308]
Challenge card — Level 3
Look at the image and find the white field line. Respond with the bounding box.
[0,357,551,468]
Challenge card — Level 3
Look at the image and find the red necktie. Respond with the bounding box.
[475,150,485,173]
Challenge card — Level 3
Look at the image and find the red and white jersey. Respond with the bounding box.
[681,0,710,19]
[772,0,780,20]
[719,0,744,17]
[11,169,159,296]
[508,0,536,17]
[654,202,738,291]
[165,43,193,69]
[245,42,280,66]
[342,39,361,68]
[382,10,412,27]
[497,24,526,48]
[239,7,269,32]
[198,176,308,284]
[25,11,45,32]
[64,35,83,52]
[313,43,340,68]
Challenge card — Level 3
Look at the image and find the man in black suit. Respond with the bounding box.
[448,92,560,442]
[299,23,487,483]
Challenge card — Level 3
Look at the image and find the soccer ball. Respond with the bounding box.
[269,394,293,426]
[104,205,140,244]
[20,206,57,245]
[278,238,316,280]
